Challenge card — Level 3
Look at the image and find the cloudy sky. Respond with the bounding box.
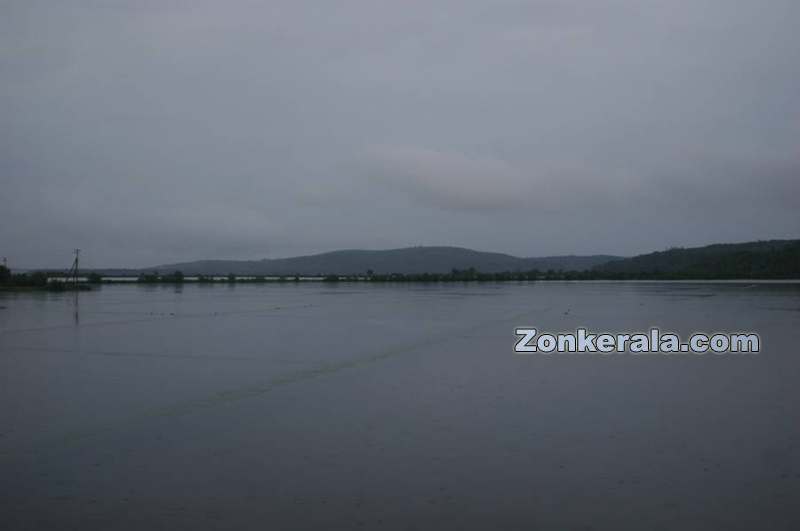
[2,0,799,268]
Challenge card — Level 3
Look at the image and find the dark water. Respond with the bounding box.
[1,282,799,530]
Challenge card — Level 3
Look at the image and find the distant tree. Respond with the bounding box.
[227,273,237,283]
[137,272,159,283]
[0,265,10,284]
[23,271,49,287]
[87,272,102,284]
[366,269,374,278]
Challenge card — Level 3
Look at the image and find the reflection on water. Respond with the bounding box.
[72,291,79,326]
[0,282,799,530]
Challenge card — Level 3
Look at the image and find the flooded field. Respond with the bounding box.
[1,282,799,530]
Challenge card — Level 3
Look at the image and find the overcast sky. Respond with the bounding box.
[2,0,799,268]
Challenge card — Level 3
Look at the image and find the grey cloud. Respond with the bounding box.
[361,145,643,212]
[2,0,799,267]
[363,145,533,210]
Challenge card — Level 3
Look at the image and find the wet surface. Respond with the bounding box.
[1,281,799,530]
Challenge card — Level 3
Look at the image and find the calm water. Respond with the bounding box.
[1,282,799,530]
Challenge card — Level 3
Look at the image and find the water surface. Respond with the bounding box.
[1,282,799,530]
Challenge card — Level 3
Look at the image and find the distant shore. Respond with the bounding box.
[6,272,800,294]
[4,238,799,289]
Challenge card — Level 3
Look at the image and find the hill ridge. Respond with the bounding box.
[148,246,620,275]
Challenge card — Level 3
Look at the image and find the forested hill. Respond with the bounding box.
[148,247,619,276]
[594,239,800,279]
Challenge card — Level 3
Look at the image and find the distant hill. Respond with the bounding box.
[145,247,620,276]
[595,239,800,279]
[43,239,800,280]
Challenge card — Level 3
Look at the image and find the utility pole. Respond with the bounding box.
[70,249,80,323]
[72,248,80,289]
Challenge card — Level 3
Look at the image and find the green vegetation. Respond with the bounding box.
[147,247,620,277]
[360,267,542,282]
[136,272,161,283]
[0,265,93,291]
[123,240,799,282]
[594,239,800,279]
[137,270,184,283]
[4,270,49,287]
[2,240,796,290]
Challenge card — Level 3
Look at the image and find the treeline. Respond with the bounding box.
[331,268,546,282]
[130,268,548,283]
[0,266,105,290]
[104,258,800,284]
[594,239,800,280]
[137,271,186,283]
[3,237,798,291]
[0,266,50,287]
[134,268,589,283]
[137,272,301,283]
[0,266,98,290]
[138,241,798,282]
